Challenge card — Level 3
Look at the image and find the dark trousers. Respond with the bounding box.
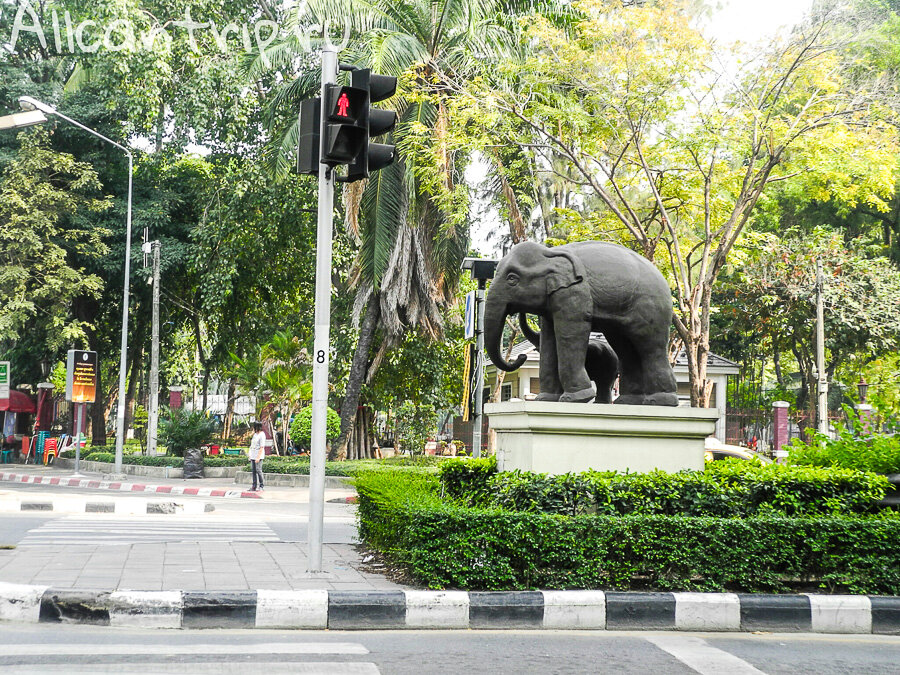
[250,459,264,490]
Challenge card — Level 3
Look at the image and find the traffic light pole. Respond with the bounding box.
[308,47,337,574]
[472,280,486,458]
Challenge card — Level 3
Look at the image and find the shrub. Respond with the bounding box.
[395,401,437,454]
[258,456,439,477]
[161,410,217,457]
[202,456,250,467]
[290,406,341,449]
[441,460,891,517]
[789,424,900,474]
[439,456,498,506]
[356,470,900,593]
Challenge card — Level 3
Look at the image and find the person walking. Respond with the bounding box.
[249,422,266,492]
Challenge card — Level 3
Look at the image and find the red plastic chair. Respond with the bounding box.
[43,438,58,465]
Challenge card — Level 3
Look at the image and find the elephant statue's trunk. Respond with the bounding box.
[484,295,527,372]
[518,313,540,349]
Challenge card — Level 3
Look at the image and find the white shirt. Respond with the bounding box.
[249,431,266,461]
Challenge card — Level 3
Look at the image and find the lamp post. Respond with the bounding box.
[18,96,134,474]
[856,376,873,435]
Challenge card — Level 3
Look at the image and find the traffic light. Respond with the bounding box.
[344,68,398,183]
[296,66,398,181]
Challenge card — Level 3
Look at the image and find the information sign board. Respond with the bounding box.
[464,290,475,339]
[0,361,9,401]
[66,350,98,403]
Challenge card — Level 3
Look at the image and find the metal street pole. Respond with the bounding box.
[74,402,84,476]
[147,241,161,456]
[308,47,337,573]
[472,280,487,458]
[816,258,828,436]
[18,97,134,474]
[114,154,134,473]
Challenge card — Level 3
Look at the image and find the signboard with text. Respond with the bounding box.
[464,291,475,340]
[0,361,9,401]
[66,350,98,403]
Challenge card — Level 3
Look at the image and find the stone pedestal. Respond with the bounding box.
[485,401,719,475]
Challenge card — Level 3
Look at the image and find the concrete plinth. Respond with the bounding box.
[485,401,719,475]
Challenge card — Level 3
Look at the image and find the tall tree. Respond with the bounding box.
[0,130,110,349]
[247,0,561,456]
[450,0,900,406]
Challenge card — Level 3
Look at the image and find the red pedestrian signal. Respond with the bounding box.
[336,93,350,117]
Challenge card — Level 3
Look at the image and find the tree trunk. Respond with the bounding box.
[201,367,210,412]
[123,323,145,439]
[223,378,236,440]
[773,347,784,387]
[90,364,106,445]
[333,297,381,460]
[346,407,375,460]
[191,315,211,412]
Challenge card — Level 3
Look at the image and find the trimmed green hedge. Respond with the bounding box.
[356,470,900,593]
[439,457,892,517]
[261,456,440,476]
[57,452,247,468]
[56,450,439,473]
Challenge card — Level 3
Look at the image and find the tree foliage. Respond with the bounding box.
[0,129,110,347]
[448,0,900,406]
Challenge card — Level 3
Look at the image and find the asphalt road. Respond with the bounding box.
[0,625,898,674]
[0,479,359,546]
[0,479,358,520]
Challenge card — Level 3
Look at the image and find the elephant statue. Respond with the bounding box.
[518,313,619,404]
[484,240,678,406]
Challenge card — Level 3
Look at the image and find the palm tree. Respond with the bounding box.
[229,332,311,455]
[246,0,571,458]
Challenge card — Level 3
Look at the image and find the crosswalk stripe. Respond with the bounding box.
[17,517,279,546]
[645,635,767,675]
[3,643,369,656]
[0,664,381,674]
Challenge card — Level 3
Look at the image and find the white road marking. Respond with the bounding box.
[17,517,278,545]
[646,635,767,674]
[2,664,380,674]
[2,642,369,656]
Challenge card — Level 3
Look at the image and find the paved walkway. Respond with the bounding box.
[0,541,405,592]
[0,464,408,593]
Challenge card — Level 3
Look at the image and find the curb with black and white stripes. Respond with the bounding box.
[0,496,213,515]
[1,583,898,632]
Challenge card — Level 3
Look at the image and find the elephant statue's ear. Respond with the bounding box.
[544,248,586,295]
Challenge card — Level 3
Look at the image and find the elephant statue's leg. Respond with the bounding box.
[586,337,618,404]
[553,316,595,403]
[607,332,678,406]
[604,334,644,405]
[639,332,679,406]
[534,316,563,402]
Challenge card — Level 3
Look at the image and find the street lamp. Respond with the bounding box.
[0,109,48,130]
[18,96,134,474]
[857,377,869,404]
